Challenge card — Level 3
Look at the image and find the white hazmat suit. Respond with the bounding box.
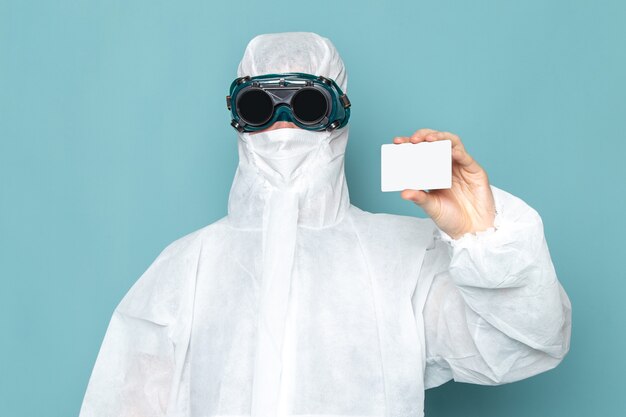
[79,32,572,417]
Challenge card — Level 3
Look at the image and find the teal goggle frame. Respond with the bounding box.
[226,72,351,132]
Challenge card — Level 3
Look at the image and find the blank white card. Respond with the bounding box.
[381,140,452,192]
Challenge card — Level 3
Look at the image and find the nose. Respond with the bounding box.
[250,121,299,135]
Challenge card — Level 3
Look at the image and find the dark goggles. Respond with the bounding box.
[226,72,351,132]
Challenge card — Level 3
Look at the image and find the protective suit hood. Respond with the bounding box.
[227,32,351,230]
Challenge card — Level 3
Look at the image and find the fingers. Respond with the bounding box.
[428,131,474,168]
[410,128,438,143]
[393,136,410,144]
[451,142,476,168]
[438,131,478,169]
[393,128,437,144]
[393,129,477,170]
[400,189,438,214]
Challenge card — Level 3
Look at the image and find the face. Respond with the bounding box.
[250,121,299,135]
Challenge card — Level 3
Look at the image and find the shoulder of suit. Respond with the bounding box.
[154,215,230,263]
[347,204,436,248]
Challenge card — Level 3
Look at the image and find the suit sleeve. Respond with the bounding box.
[78,243,188,417]
[417,184,572,388]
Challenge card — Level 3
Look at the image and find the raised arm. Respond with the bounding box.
[415,185,572,388]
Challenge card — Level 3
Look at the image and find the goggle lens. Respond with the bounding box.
[291,88,328,124]
[237,89,273,126]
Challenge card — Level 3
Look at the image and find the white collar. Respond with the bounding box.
[226,127,351,230]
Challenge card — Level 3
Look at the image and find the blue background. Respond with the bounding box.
[1,1,624,416]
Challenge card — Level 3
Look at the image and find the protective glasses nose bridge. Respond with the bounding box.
[264,87,301,103]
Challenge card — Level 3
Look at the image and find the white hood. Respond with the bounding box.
[227,32,351,230]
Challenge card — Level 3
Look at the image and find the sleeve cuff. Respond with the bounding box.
[432,184,546,289]
[434,184,504,249]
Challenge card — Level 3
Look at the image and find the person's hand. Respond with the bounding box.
[394,128,496,240]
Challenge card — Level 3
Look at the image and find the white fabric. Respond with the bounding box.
[78,32,572,417]
[238,127,342,416]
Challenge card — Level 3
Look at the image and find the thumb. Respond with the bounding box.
[401,189,438,215]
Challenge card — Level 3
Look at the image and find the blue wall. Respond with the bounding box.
[1,1,624,416]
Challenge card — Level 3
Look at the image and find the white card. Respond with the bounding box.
[381,140,452,192]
